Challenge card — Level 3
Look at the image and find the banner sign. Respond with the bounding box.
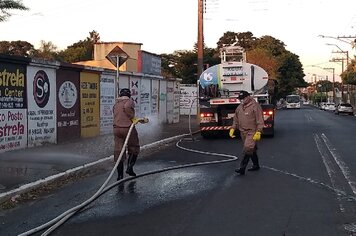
[100,74,116,135]
[56,69,80,142]
[80,72,100,138]
[0,62,27,152]
[27,66,57,147]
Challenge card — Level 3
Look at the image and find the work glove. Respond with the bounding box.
[131,117,140,125]
[252,131,261,141]
[229,128,236,138]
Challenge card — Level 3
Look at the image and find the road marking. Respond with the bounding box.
[304,113,314,123]
[321,133,356,195]
[314,133,346,212]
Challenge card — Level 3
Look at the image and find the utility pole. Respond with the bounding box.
[323,68,335,103]
[197,0,204,80]
[326,43,350,103]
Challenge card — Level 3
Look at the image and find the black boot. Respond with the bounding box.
[235,154,251,175]
[126,154,137,177]
[248,152,260,171]
[117,161,124,180]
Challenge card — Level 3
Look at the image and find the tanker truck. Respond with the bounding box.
[198,46,275,138]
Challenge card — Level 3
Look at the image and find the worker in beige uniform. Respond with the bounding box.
[229,90,265,176]
[113,88,140,180]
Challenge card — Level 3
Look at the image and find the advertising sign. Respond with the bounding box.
[27,66,57,147]
[180,84,198,115]
[100,74,116,135]
[80,72,100,138]
[151,80,159,116]
[130,77,141,117]
[56,69,80,143]
[166,81,174,124]
[0,62,27,152]
[159,80,167,123]
[140,78,151,118]
[173,81,180,123]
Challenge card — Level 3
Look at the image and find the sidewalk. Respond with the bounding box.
[0,115,200,202]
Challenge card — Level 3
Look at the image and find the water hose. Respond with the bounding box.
[19,107,239,235]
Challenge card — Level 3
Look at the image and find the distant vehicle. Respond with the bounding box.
[286,95,301,109]
[303,100,310,105]
[319,102,326,110]
[335,103,354,115]
[324,103,335,111]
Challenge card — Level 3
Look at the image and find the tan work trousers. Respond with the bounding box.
[240,131,257,155]
[113,127,140,162]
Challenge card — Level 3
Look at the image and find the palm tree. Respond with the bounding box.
[0,0,28,22]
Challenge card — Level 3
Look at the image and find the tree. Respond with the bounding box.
[253,36,287,57]
[0,40,36,56]
[57,30,101,63]
[0,0,28,22]
[216,31,256,51]
[276,52,306,98]
[246,48,278,79]
[341,58,356,85]
[161,44,220,84]
[32,40,58,60]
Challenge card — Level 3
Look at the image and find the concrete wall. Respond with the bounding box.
[0,54,180,153]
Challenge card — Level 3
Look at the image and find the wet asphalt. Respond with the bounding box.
[0,115,200,194]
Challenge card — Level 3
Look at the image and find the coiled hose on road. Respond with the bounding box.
[18,117,239,236]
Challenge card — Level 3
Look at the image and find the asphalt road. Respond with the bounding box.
[1,105,356,236]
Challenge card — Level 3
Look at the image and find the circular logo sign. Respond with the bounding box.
[58,81,77,109]
[33,70,50,108]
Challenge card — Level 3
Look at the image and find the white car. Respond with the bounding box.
[325,103,335,111]
[335,103,354,115]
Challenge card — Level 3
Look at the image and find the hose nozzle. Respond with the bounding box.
[139,117,149,124]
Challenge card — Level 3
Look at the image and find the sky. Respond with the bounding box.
[1,0,356,82]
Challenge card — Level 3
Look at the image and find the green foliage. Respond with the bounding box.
[315,80,333,92]
[216,31,256,50]
[32,40,58,60]
[161,45,220,84]
[341,58,356,85]
[276,52,306,98]
[311,92,328,103]
[253,36,286,57]
[0,40,36,56]
[56,30,100,63]
[0,0,28,22]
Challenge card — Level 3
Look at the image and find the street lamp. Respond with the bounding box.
[319,35,355,47]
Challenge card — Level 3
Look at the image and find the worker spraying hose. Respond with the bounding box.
[113,88,149,180]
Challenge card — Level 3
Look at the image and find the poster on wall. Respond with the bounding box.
[80,72,100,138]
[56,69,80,143]
[173,81,180,123]
[100,74,116,135]
[159,80,167,123]
[27,66,57,147]
[130,77,141,117]
[166,81,174,124]
[180,84,198,115]
[151,80,159,116]
[0,62,27,152]
[140,79,151,118]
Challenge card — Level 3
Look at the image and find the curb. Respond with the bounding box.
[0,132,200,205]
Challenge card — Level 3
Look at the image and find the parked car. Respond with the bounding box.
[335,103,354,115]
[319,102,327,110]
[325,103,335,111]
